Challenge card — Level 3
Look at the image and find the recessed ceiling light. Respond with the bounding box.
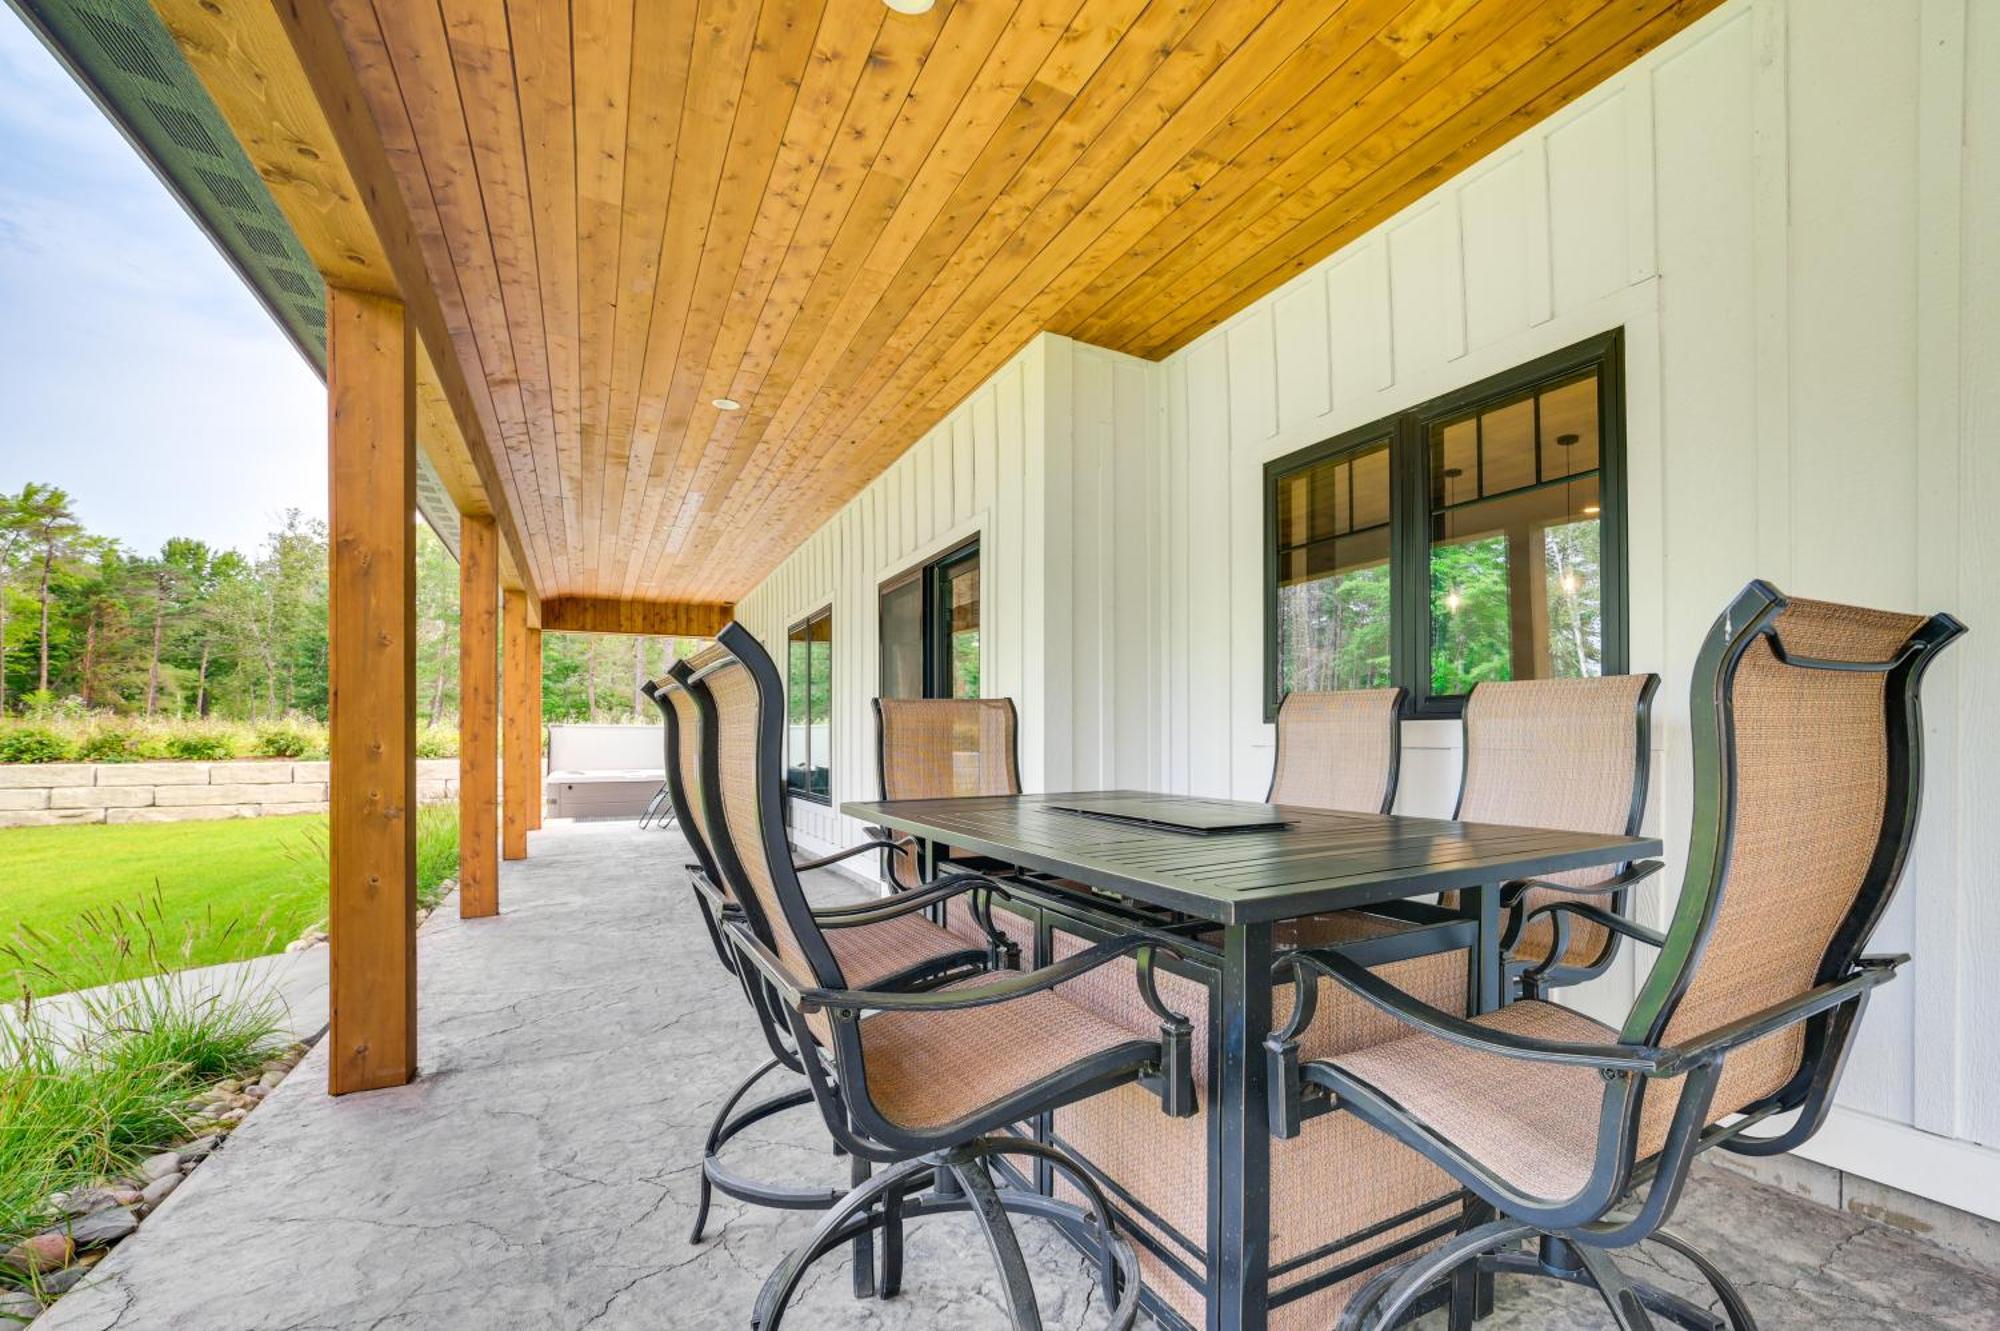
[712,398,741,411]
[883,0,934,13]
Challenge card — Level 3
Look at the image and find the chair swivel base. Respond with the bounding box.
[1338,1218,1756,1331]
[692,1057,934,1301]
[750,1136,1146,1331]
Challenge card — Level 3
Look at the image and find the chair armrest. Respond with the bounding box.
[798,930,1186,1015]
[1503,859,1665,901]
[813,872,1009,928]
[792,836,912,874]
[1656,956,1906,1075]
[1513,901,1667,987]
[1272,948,1663,1073]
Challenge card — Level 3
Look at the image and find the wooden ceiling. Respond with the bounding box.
[246,0,1719,604]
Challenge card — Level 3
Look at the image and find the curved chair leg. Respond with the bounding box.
[1649,1228,1758,1331]
[977,1136,1125,1309]
[953,1157,1043,1331]
[692,1057,787,1244]
[1574,1244,1661,1331]
[849,1156,877,1301]
[1338,1219,1538,1331]
[752,1156,934,1330]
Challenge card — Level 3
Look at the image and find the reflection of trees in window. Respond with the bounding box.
[786,609,832,802]
[1279,563,1391,694]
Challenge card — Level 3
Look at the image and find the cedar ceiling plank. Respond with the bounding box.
[647,0,890,596]
[693,0,1267,576]
[708,0,1302,557]
[636,0,1028,595]
[659,2,943,599]
[597,0,699,595]
[571,0,636,600]
[1061,0,1497,343]
[648,0,1091,590]
[1127,0,1707,355]
[790,0,1568,505]
[355,0,561,583]
[681,0,1217,595]
[506,0,585,577]
[615,0,829,600]
[1106,0,1623,352]
[540,596,733,637]
[439,0,572,586]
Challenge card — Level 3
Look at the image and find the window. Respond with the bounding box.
[1264,331,1625,718]
[786,608,832,803]
[880,538,981,700]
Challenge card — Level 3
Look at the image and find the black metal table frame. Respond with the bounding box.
[845,792,1660,1331]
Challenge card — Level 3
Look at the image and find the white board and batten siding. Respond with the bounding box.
[735,336,1158,853]
[736,0,2000,1217]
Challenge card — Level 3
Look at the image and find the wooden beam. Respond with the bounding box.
[457,513,499,917]
[528,627,544,832]
[325,285,417,1095]
[259,0,543,596]
[539,597,733,638]
[503,589,534,861]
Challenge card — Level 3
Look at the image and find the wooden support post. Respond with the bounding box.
[528,627,544,830]
[458,514,499,917]
[503,590,533,860]
[325,286,417,1095]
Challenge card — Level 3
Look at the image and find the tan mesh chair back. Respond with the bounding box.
[693,633,846,992]
[653,663,723,892]
[1454,673,1658,968]
[1629,590,1953,1119]
[1266,688,1405,813]
[874,698,1021,890]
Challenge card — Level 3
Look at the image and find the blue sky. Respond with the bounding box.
[0,10,324,560]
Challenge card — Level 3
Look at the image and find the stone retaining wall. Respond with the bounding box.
[0,760,459,829]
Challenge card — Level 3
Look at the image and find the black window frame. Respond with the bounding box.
[785,605,833,805]
[1263,329,1627,721]
[880,536,981,701]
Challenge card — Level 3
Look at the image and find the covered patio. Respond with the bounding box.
[26,821,1999,1331]
[6,0,1999,1326]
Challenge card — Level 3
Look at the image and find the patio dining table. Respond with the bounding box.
[842,790,1661,1331]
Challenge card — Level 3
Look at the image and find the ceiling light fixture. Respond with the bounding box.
[883,0,935,13]
[713,397,741,411]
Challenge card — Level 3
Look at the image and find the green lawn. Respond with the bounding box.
[0,810,458,1001]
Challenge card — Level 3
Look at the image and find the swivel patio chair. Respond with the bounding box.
[1266,687,1407,813]
[872,696,1028,951]
[646,661,1015,1294]
[696,622,1200,1330]
[1446,672,1662,1000]
[1264,581,1964,1331]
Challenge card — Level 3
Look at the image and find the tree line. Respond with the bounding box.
[0,483,700,725]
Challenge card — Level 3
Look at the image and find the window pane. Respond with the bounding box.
[1274,439,1392,693]
[880,578,923,700]
[808,614,832,799]
[786,625,810,795]
[944,554,980,699]
[1429,475,1602,695]
[1539,373,1600,479]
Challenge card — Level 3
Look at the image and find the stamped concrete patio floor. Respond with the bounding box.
[33,821,2000,1330]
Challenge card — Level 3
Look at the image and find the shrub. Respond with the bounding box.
[414,724,456,760]
[415,805,460,909]
[163,733,237,761]
[253,724,316,759]
[76,728,140,762]
[0,727,74,765]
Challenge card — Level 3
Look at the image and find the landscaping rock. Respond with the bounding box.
[258,1070,285,1091]
[180,1136,219,1164]
[139,1151,182,1182]
[141,1172,182,1210]
[0,1289,45,1323]
[54,1187,127,1218]
[2,1232,71,1274]
[245,1085,268,1100]
[64,1205,138,1249]
[39,1263,92,1296]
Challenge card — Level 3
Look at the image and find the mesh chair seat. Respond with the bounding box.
[858,979,1153,1133]
[822,910,974,987]
[1331,999,1797,1204]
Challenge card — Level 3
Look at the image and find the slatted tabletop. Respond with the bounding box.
[843,790,1661,925]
